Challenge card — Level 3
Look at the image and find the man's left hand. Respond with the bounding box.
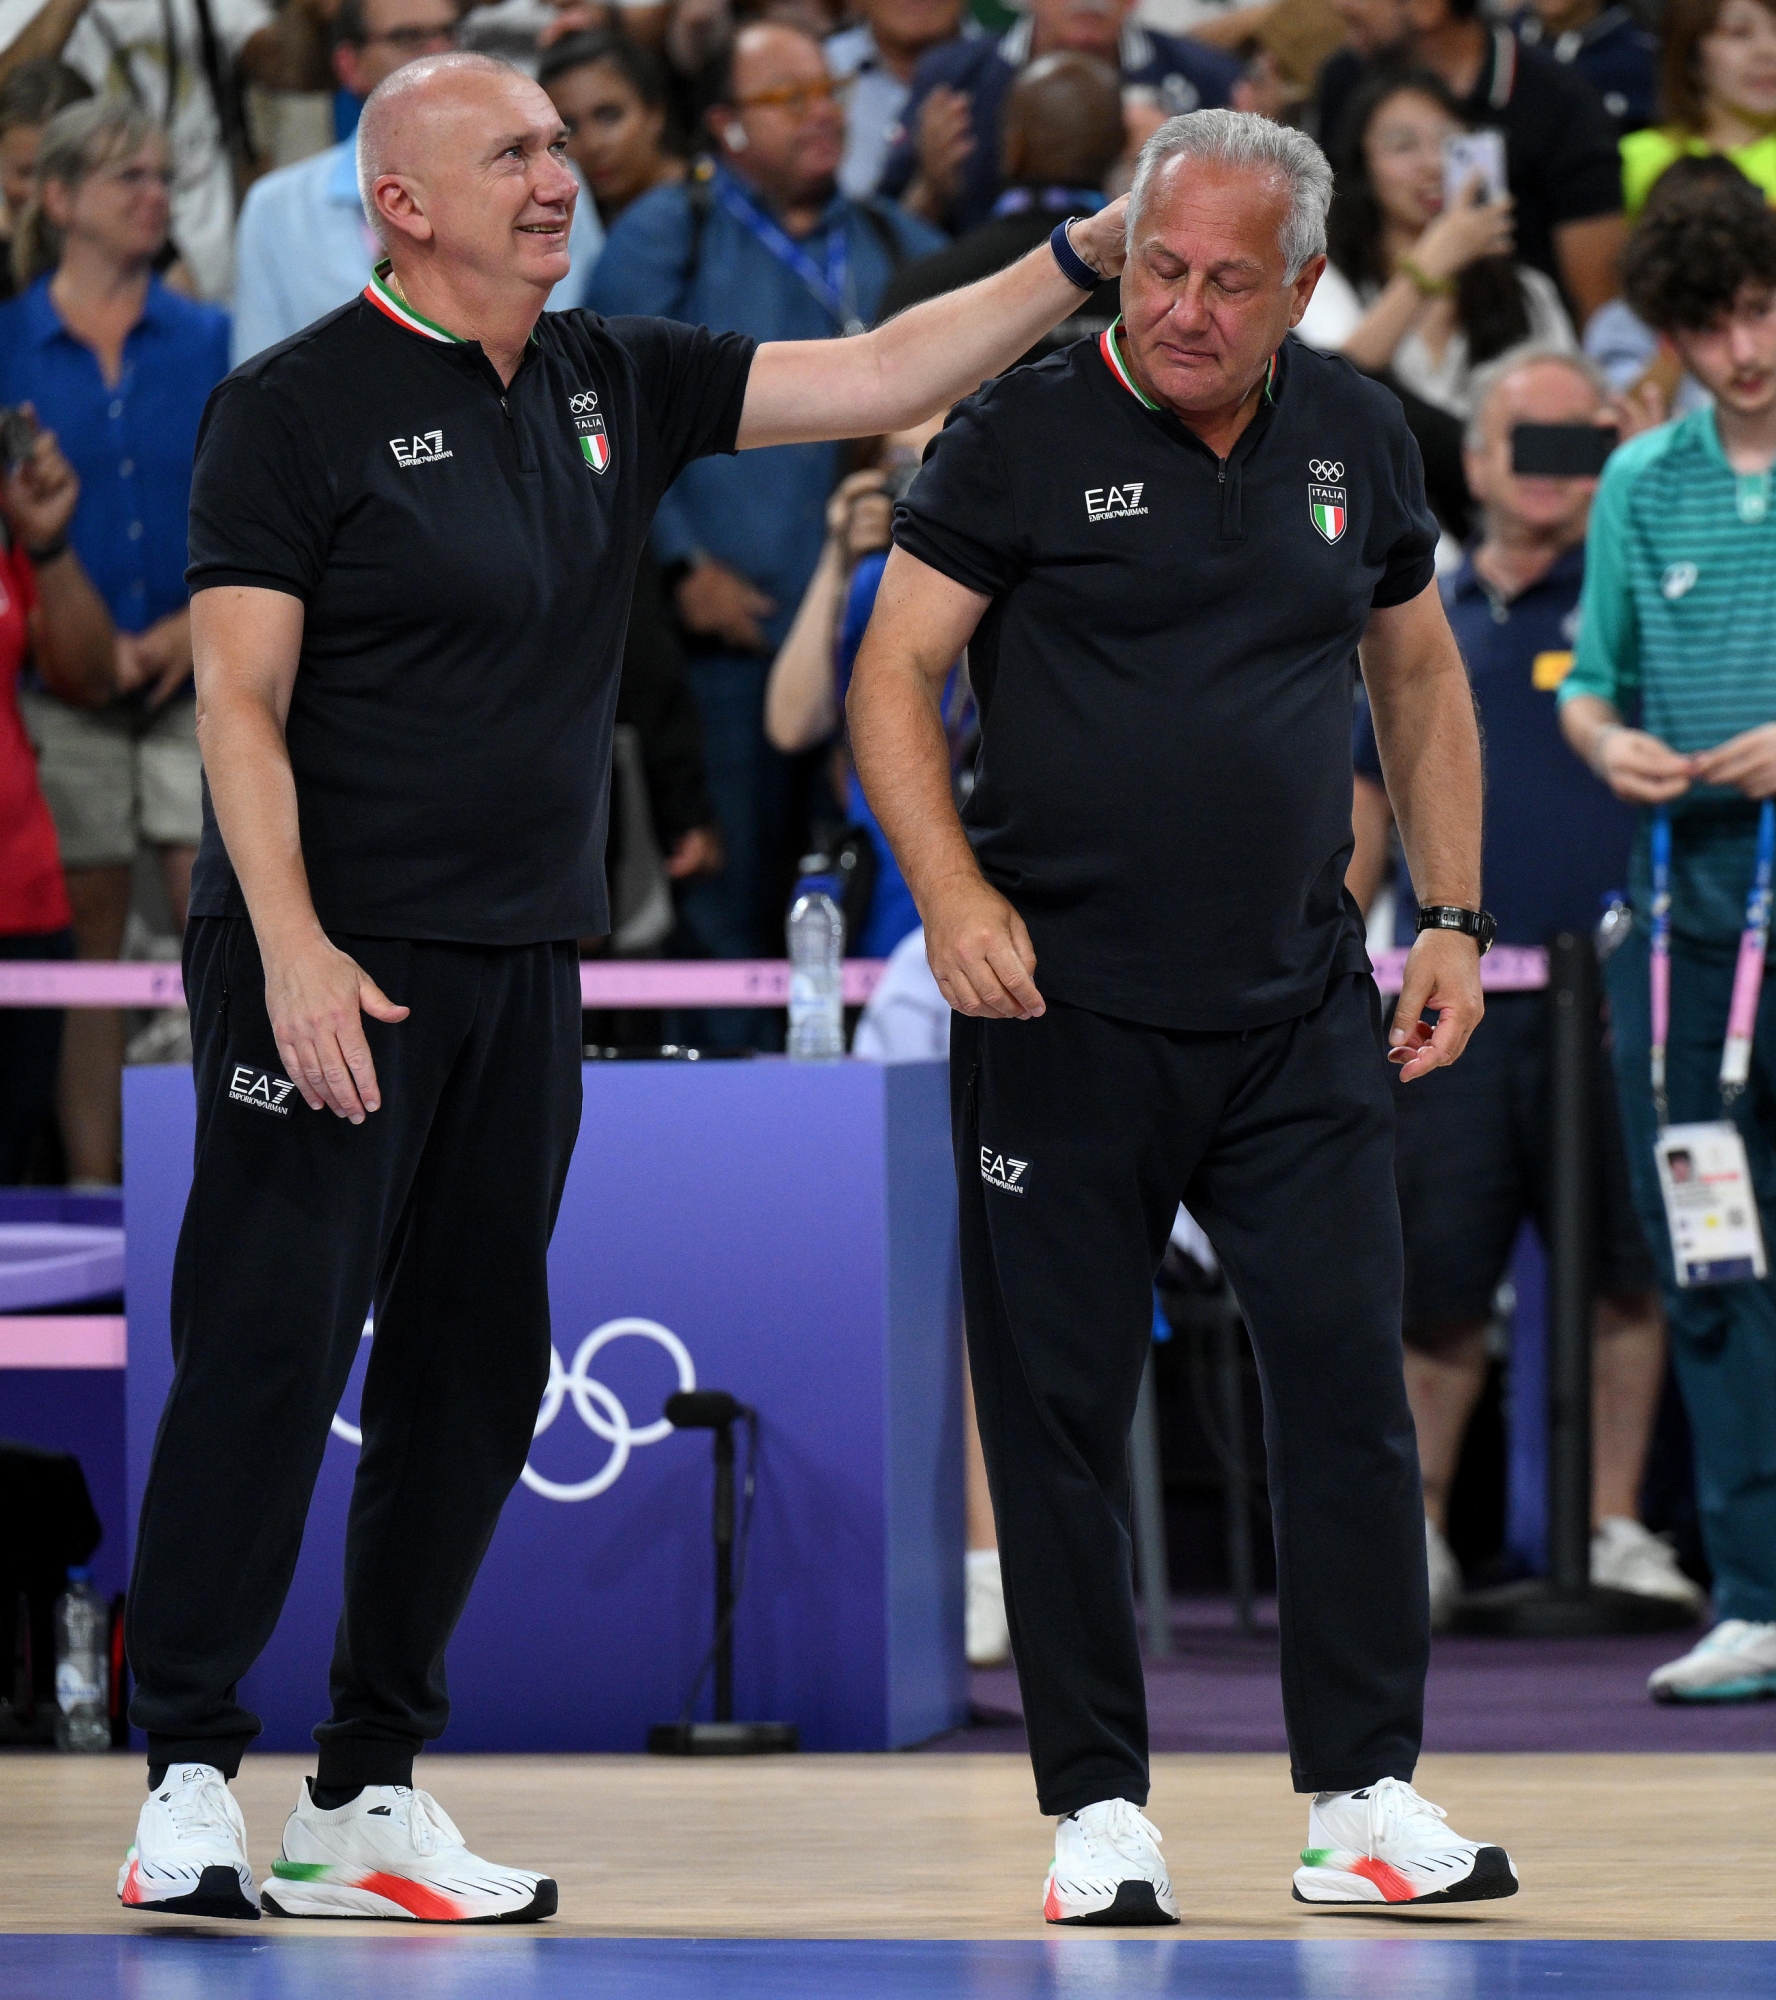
[1692,723,1776,799]
[1068,197,1129,282]
[116,606,195,708]
[1388,928,1484,1081]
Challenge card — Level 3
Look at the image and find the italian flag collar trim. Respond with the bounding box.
[364,263,463,343]
[1098,318,1278,412]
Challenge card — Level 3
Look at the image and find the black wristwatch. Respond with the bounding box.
[1416,905,1497,955]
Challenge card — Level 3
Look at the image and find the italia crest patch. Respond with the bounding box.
[1309,481,1346,543]
[569,388,610,474]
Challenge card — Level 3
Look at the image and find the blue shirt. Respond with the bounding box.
[837,550,919,955]
[880,20,1239,234]
[0,275,228,634]
[587,168,941,648]
[232,139,605,366]
[1515,4,1659,134]
[1355,544,1634,947]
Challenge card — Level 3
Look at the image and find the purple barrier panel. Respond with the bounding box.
[1505,1224,1549,1577]
[0,1369,128,1601]
[124,1060,965,1754]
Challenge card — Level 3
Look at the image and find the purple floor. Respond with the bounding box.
[924,1598,1776,1755]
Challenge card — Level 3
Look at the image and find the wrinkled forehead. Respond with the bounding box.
[1136,157,1293,271]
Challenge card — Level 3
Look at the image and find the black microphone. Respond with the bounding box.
[664,1389,750,1429]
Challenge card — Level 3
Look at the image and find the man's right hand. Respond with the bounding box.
[675,557,775,652]
[1594,725,1696,803]
[262,932,410,1122]
[923,872,1044,1020]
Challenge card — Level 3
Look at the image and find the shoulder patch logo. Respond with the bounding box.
[570,390,610,474]
[1308,460,1346,543]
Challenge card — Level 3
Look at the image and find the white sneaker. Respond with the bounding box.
[118,1763,258,1920]
[966,1548,1010,1666]
[1425,1519,1462,1632]
[260,1781,557,1923]
[1043,1798,1180,1925]
[1648,1620,1776,1703]
[1591,1517,1707,1613]
[1293,1776,1519,1906]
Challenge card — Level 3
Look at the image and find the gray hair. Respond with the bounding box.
[15,97,160,289]
[1126,109,1332,282]
[357,51,519,238]
[1463,343,1614,450]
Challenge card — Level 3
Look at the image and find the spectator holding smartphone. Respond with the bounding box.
[0,99,227,1184]
[1299,70,1575,420]
[0,413,115,1179]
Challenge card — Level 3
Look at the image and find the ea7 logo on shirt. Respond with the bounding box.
[980,1147,1029,1195]
[389,430,453,468]
[228,1065,297,1115]
[569,390,611,473]
[1084,482,1146,523]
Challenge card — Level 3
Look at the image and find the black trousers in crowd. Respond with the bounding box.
[952,974,1428,1816]
[127,917,583,1785]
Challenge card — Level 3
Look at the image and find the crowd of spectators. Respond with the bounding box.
[0,0,1773,1676]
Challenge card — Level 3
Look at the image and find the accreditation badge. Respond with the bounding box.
[1655,1121,1768,1287]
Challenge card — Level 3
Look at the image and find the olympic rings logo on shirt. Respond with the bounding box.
[330,1316,696,1503]
[1308,459,1344,481]
[570,391,599,414]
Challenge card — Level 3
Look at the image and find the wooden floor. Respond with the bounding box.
[0,1752,1770,1941]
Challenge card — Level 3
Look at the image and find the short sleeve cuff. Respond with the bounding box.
[185,565,312,601]
[891,511,1011,600]
[1370,553,1437,611]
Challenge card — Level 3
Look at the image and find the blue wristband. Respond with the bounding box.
[1049,218,1099,291]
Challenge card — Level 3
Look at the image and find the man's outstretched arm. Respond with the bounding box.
[847,544,1042,1020]
[1359,578,1485,1081]
[192,586,409,1122]
[737,202,1127,449]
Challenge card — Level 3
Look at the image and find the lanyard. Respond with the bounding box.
[1650,798,1776,1126]
[711,171,860,334]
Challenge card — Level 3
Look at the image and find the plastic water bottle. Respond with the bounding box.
[787,857,845,1061]
[54,1567,109,1753]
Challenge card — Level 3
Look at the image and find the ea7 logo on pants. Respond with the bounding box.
[981,1147,1029,1195]
[389,430,453,468]
[228,1065,296,1115]
[1085,483,1146,524]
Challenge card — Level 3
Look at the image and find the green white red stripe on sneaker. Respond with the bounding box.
[1292,1777,1518,1906]
[117,1763,258,1920]
[1043,1798,1180,1926]
[259,1781,557,1923]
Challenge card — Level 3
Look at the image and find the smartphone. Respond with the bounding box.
[1511,422,1619,478]
[1442,129,1507,209]
[0,405,37,467]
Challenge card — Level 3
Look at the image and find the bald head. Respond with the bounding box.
[357,52,517,235]
[355,51,580,302]
[1001,52,1124,191]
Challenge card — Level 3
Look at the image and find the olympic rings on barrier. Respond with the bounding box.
[330,1316,697,1502]
[1308,459,1344,481]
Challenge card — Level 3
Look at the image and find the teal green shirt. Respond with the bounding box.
[1562,410,1774,937]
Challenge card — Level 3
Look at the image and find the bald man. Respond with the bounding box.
[115,51,1130,1926]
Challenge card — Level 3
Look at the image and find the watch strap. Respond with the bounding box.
[1049,219,1100,291]
[1417,904,1494,954]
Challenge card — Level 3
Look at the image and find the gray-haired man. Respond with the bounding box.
[849,111,1518,1921]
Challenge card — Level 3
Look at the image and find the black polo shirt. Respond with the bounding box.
[892,331,1436,1033]
[186,274,755,944]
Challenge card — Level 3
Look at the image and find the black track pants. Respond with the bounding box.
[952,975,1427,1815]
[127,917,583,1785]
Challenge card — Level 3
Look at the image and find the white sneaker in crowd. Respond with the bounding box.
[1425,1518,1462,1632]
[966,1547,1011,1666]
[260,1781,557,1922]
[1648,1620,1776,1703]
[1044,1797,1180,1925]
[118,1763,258,1919]
[1590,1517,1707,1613]
[1292,1775,1519,1906]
